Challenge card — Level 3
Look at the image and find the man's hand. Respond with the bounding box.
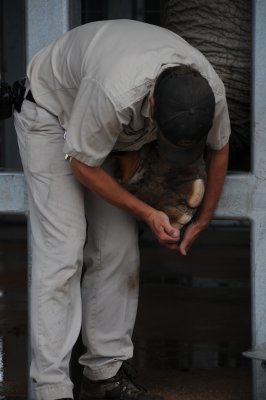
[178,143,229,256]
[146,210,180,250]
[178,220,206,256]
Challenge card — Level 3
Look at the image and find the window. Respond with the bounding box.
[82,0,162,26]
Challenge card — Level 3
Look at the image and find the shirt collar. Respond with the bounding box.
[141,63,181,119]
[141,84,154,119]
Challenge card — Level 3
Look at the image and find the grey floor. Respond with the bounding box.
[0,218,252,399]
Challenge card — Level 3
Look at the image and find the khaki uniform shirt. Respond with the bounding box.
[27,19,231,167]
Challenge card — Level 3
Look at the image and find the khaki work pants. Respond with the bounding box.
[14,99,140,400]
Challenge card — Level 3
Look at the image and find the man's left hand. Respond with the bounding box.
[178,220,206,256]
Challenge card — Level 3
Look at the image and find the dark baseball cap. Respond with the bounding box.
[154,71,215,168]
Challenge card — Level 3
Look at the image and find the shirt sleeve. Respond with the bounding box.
[63,78,130,166]
[206,78,231,150]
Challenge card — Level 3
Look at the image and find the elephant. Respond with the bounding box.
[114,143,206,230]
[115,0,252,227]
[161,0,251,171]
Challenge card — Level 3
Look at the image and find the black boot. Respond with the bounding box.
[79,362,163,400]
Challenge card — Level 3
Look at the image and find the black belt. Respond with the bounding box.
[25,90,36,103]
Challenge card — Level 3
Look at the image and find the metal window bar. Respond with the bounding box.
[0,0,265,398]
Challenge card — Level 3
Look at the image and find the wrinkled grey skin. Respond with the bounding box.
[161,0,251,170]
[115,143,207,229]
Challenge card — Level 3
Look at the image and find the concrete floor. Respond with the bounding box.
[0,219,252,399]
[142,368,251,400]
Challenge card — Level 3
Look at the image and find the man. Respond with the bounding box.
[14,19,230,400]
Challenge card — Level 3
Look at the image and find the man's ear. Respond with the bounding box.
[149,96,155,115]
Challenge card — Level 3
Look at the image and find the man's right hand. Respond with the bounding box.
[146,210,180,251]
